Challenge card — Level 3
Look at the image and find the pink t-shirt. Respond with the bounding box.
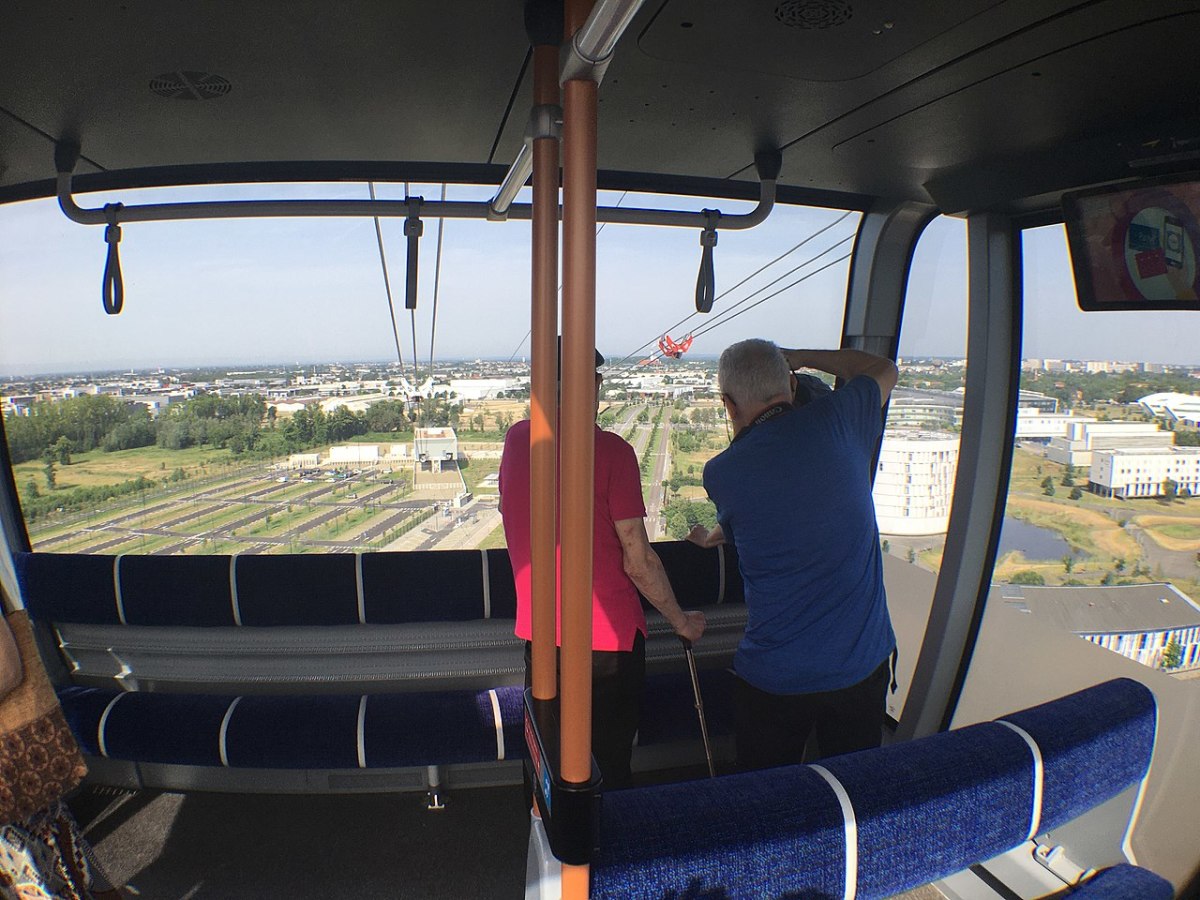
[499,419,648,651]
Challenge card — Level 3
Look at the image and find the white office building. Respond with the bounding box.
[415,428,458,471]
[329,444,381,466]
[1014,409,1078,442]
[873,431,959,535]
[1138,392,1200,428]
[447,378,523,401]
[1045,420,1171,468]
[1090,446,1200,499]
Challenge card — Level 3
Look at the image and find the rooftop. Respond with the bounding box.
[995,583,1200,635]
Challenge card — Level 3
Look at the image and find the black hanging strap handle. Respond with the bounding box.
[102,203,125,315]
[695,209,719,313]
[404,197,424,310]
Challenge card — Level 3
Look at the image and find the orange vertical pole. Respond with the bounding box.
[561,0,597,895]
[530,41,561,703]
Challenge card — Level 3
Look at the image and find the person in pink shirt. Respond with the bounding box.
[499,347,705,788]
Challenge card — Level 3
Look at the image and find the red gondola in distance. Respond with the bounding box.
[658,333,694,359]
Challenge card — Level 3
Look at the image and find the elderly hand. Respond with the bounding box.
[687,524,724,548]
[674,610,707,644]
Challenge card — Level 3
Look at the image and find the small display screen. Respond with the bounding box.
[1063,175,1200,311]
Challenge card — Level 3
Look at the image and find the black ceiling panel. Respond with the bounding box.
[3,0,1198,214]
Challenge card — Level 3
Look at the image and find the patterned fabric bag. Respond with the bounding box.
[0,611,87,824]
[0,798,120,899]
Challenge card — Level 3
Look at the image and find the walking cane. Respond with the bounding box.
[680,637,716,778]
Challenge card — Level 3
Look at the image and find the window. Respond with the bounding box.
[883,215,968,719]
[1,184,858,555]
[988,223,1200,674]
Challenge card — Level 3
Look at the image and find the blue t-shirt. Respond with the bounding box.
[703,375,895,694]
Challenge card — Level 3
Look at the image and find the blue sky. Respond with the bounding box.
[0,182,1196,376]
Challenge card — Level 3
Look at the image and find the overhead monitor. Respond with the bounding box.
[1063,173,1200,311]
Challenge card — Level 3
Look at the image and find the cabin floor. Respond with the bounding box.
[70,780,948,899]
[70,784,530,899]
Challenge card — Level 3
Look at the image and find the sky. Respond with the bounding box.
[0,181,1197,377]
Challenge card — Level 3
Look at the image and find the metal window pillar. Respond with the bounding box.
[841,199,937,360]
[896,212,1023,741]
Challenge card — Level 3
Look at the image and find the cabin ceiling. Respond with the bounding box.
[3,0,1200,214]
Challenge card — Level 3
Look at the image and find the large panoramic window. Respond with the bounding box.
[992,223,1200,674]
[883,215,968,719]
[0,184,856,556]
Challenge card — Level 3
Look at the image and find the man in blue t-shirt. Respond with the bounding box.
[689,339,898,769]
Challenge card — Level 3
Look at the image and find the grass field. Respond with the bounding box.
[14,445,238,495]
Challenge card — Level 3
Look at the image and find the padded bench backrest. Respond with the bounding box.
[15,549,516,626]
[15,542,740,627]
[592,678,1156,900]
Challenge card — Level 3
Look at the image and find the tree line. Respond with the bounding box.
[3,391,462,467]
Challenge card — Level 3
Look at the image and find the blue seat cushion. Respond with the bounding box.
[234,553,360,626]
[119,554,235,626]
[15,552,119,625]
[999,677,1155,832]
[592,765,846,900]
[1066,864,1173,900]
[360,549,484,622]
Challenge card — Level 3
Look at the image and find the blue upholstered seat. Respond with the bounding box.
[59,685,528,770]
[1065,864,1174,900]
[19,546,741,775]
[592,678,1158,900]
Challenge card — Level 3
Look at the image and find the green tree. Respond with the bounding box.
[1162,478,1178,501]
[25,478,40,499]
[1161,638,1183,670]
[1062,555,1075,574]
[43,458,56,490]
[1010,570,1045,585]
[1069,486,1083,500]
[1043,481,1056,497]
[52,435,73,465]
[1040,476,1054,489]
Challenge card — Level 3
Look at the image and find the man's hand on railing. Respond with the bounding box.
[686,524,725,548]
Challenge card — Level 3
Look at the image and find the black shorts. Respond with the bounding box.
[733,656,891,771]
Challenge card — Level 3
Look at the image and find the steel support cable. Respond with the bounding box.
[628,251,853,371]
[368,182,405,369]
[603,211,855,373]
[507,191,630,361]
[619,240,853,371]
[606,227,856,379]
[428,183,448,373]
[685,250,854,343]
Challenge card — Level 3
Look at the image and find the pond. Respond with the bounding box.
[997,516,1074,560]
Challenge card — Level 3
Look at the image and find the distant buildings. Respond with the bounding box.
[1139,392,1200,428]
[874,431,959,535]
[414,428,458,472]
[445,378,523,401]
[1090,446,1200,499]
[996,582,1200,673]
[1046,420,1172,468]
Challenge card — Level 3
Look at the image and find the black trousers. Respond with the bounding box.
[734,656,890,771]
[523,631,645,790]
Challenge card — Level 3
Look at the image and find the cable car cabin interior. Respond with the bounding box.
[2,1,1199,898]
